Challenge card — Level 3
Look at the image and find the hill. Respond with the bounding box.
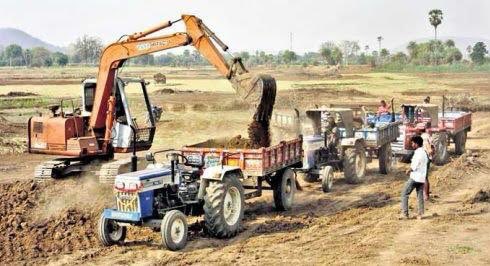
[0,28,64,52]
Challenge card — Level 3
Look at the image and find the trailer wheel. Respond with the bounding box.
[273,168,296,211]
[432,133,449,165]
[321,166,334,193]
[97,213,126,246]
[454,130,467,155]
[343,145,367,184]
[161,210,188,251]
[378,143,393,174]
[204,173,244,238]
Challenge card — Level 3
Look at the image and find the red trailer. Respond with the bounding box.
[181,137,303,209]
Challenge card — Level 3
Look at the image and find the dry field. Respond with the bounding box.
[0,65,489,265]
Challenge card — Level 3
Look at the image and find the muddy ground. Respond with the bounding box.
[0,68,489,265]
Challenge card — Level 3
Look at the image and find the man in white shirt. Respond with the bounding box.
[401,135,429,220]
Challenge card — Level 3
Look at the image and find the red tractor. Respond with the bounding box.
[392,103,471,165]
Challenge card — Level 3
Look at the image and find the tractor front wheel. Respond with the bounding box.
[161,210,188,251]
[97,213,126,246]
[320,166,334,193]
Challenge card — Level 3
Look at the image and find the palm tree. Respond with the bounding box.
[377,36,383,52]
[429,9,443,40]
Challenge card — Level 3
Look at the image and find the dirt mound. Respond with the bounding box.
[154,88,175,94]
[466,189,490,204]
[0,137,26,154]
[191,135,253,149]
[0,181,99,263]
[154,88,196,94]
[0,91,39,97]
[153,73,166,84]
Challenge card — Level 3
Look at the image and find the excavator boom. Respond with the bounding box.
[91,15,275,140]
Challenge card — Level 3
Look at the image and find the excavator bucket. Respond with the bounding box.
[232,73,277,148]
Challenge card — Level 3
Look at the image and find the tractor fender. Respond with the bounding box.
[340,137,365,149]
[197,166,244,200]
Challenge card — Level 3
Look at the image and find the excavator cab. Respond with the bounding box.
[81,77,156,152]
[110,78,156,152]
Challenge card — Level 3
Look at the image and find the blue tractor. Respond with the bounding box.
[98,151,246,251]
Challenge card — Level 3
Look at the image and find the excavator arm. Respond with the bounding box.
[90,15,276,150]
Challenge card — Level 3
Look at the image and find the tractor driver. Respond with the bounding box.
[324,116,339,151]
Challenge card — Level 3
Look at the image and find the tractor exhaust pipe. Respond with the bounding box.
[130,125,138,172]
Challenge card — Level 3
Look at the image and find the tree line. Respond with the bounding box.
[0,37,488,68]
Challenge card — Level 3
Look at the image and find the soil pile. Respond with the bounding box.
[248,120,271,148]
[0,91,39,97]
[0,137,26,154]
[466,189,490,204]
[0,181,99,263]
[190,135,253,149]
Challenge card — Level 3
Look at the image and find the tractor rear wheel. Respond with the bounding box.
[432,133,449,165]
[273,168,296,211]
[454,130,467,155]
[343,145,367,184]
[161,210,188,251]
[378,143,393,174]
[97,213,126,246]
[204,173,245,238]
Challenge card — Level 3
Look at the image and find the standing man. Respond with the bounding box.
[401,136,429,220]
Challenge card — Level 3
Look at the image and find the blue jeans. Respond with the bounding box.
[401,178,425,216]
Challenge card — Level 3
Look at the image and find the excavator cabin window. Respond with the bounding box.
[114,84,127,124]
[83,82,96,113]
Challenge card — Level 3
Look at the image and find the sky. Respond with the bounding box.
[0,0,489,54]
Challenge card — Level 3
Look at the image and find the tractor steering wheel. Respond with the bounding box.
[166,152,189,165]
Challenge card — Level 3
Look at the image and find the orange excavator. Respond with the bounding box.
[28,14,276,182]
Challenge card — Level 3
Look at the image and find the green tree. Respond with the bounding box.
[470,42,488,65]
[73,35,103,64]
[380,48,390,58]
[445,39,455,47]
[31,47,52,67]
[23,49,32,67]
[4,44,23,66]
[282,50,297,64]
[445,47,462,64]
[331,47,343,65]
[51,52,68,66]
[319,41,338,65]
[319,47,332,64]
[407,41,418,61]
[391,52,408,64]
[429,9,443,40]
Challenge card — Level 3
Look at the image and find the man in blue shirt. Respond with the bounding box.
[400,135,429,220]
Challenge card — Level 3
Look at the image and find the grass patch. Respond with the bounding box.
[375,63,490,73]
[448,244,476,254]
[0,97,54,109]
